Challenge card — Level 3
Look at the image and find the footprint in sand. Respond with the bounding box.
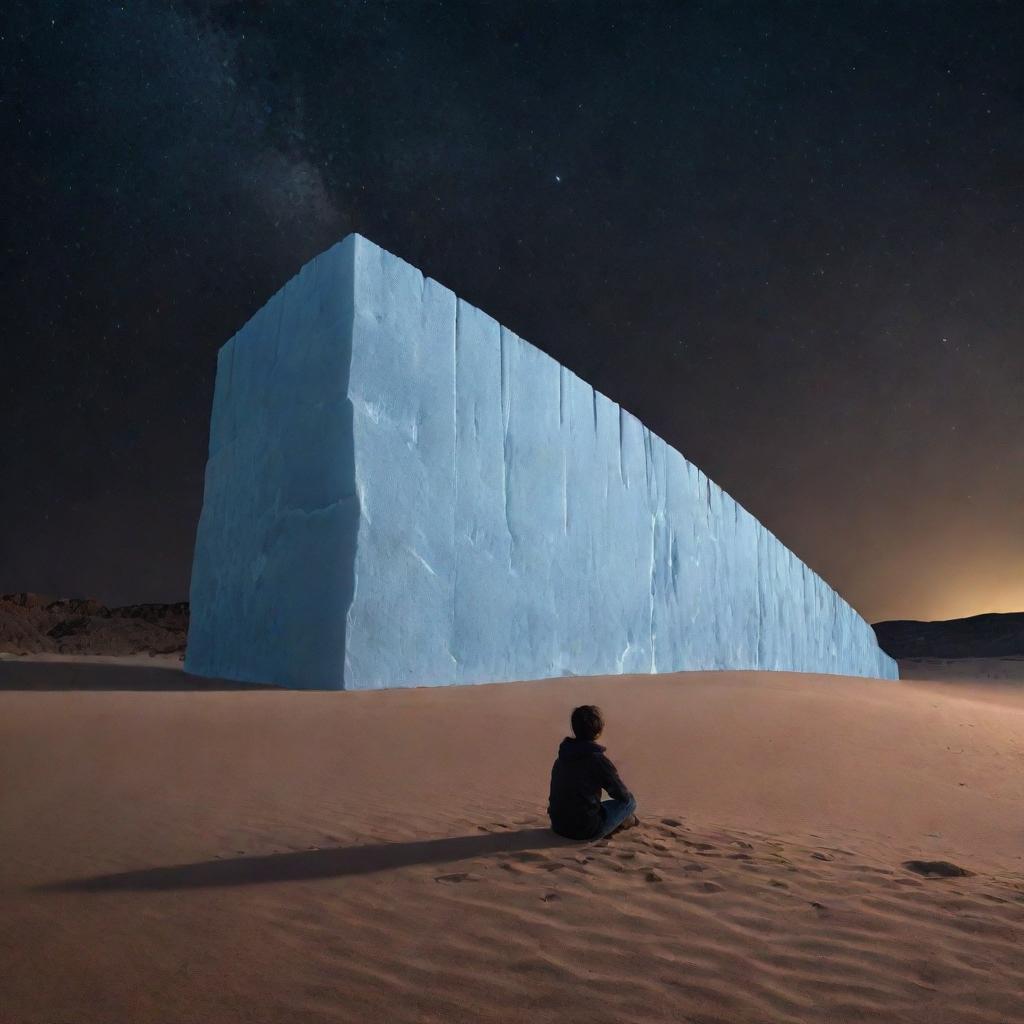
[435,872,480,884]
[540,892,560,902]
[661,818,683,828]
[701,881,724,893]
[683,862,705,873]
[521,852,553,865]
[770,879,788,888]
[811,852,834,862]
[645,870,663,883]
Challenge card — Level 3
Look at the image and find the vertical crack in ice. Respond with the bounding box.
[562,446,569,534]
[499,328,514,563]
[617,639,631,674]
[646,428,658,505]
[755,525,763,670]
[560,369,568,534]
[225,336,237,444]
[618,407,626,487]
[270,280,286,381]
[648,514,656,673]
[641,427,648,496]
[646,429,657,672]
[450,297,460,670]
[591,386,598,432]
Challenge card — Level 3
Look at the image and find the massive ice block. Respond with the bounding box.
[186,234,898,688]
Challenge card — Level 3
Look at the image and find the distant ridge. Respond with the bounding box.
[0,593,188,657]
[8,594,1019,665]
[873,611,1024,660]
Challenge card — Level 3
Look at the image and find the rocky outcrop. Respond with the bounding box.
[0,593,188,657]
[873,612,1024,660]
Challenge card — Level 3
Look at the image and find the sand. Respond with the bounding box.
[2,660,1023,1023]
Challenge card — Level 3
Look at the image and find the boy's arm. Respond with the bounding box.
[596,754,632,802]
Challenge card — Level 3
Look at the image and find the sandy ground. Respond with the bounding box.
[0,651,185,670]
[2,659,1023,1024]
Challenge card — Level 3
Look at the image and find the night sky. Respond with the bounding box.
[3,1,1022,623]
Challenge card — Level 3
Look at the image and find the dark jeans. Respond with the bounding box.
[595,794,637,838]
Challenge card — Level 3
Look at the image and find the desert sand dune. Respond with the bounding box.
[2,665,1023,1023]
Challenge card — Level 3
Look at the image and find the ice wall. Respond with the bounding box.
[186,234,898,688]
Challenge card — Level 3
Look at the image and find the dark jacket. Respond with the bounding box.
[547,737,633,840]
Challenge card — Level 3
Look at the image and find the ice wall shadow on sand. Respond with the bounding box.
[0,659,278,691]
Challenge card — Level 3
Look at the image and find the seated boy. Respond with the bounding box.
[547,704,638,840]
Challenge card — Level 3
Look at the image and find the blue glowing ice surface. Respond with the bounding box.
[186,235,898,688]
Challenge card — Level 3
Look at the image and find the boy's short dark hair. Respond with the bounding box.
[571,705,604,742]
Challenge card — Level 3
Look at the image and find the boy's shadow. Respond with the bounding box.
[40,828,571,893]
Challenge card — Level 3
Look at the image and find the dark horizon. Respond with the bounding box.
[3,2,1022,623]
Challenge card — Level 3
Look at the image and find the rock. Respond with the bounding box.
[902,860,974,878]
[0,593,188,657]
[873,611,1024,659]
